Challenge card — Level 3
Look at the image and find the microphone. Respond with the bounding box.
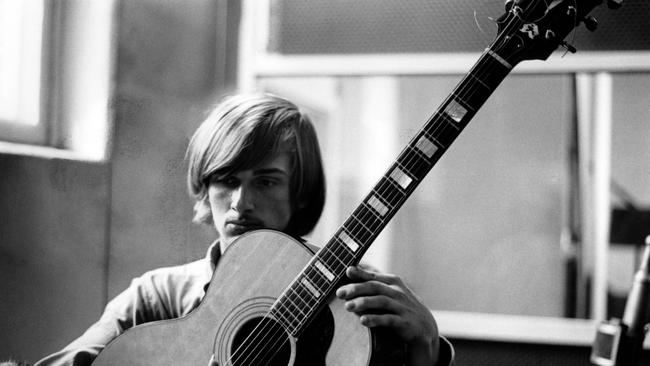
[591,236,650,366]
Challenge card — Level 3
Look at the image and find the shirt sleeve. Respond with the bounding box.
[33,276,158,366]
[437,336,455,366]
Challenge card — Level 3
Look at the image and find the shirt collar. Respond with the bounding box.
[202,240,221,293]
[206,240,221,270]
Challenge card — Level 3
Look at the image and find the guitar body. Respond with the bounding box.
[92,230,404,366]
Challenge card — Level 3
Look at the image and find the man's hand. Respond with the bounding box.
[336,265,441,366]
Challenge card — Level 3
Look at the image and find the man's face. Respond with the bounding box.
[207,152,293,251]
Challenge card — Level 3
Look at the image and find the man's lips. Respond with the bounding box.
[225,220,262,235]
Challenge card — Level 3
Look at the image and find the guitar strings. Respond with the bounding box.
[230,37,514,366]
[230,31,517,365]
[225,4,530,364]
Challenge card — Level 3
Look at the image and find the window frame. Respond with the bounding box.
[238,0,650,347]
[0,0,51,145]
[0,0,116,162]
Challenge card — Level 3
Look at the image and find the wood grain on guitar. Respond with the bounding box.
[92,1,617,365]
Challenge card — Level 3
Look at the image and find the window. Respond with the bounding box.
[0,0,46,144]
[239,0,650,345]
[0,0,116,161]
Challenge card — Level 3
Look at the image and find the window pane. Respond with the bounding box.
[0,0,44,126]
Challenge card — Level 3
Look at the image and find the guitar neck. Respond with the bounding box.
[271,48,514,336]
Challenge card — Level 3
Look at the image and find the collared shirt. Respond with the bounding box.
[34,243,221,366]
[35,242,454,365]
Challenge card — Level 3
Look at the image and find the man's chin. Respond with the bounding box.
[222,227,258,244]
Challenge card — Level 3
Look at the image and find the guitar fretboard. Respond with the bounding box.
[271,48,514,336]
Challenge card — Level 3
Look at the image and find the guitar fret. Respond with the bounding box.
[453,88,498,116]
[431,111,457,131]
[394,161,417,181]
[343,216,373,245]
[282,290,309,317]
[467,71,491,90]
[388,166,414,190]
[313,259,335,282]
[322,243,351,269]
[348,213,374,238]
[303,266,330,294]
[270,306,289,327]
[487,49,512,69]
[421,126,445,149]
[300,277,322,299]
[272,301,299,333]
[374,177,402,203]
[425,118,460,149]
[298,275,324,300]
[449,92,475,112]
[371,183,402,208]
[330,239,356,264]
[443,99,468,124]
[367,195,390,217]
[333,235,356,254]
[406,144,430,162]
[395,155,429,183]
[288,283,317,309]
[338,229,361,253]
[380,174,404,193]
[477,56,513,87]
[428,114,457,138]
[358,201,386,223]
[413,135,439,159]
[354,205,384,233]
[378,182,405,210]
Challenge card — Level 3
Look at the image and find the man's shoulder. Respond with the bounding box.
[135,258,211,291]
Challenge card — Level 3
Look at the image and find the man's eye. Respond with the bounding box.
[258,178,278,187]
[213,176,238,187]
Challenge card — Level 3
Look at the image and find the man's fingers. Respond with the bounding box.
[343,294,402,314]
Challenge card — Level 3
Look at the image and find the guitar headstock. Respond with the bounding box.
[492,0,621,66]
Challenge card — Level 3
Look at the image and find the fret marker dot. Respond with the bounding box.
[368,195,389,216]
[314,260,335,281]
[415,136,438,158]
[301,278,321,298]
[339,231,359,252]
[389,167,412,189]
[444,100,467,123]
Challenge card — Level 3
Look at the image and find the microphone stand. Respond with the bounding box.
[591,236,650,366]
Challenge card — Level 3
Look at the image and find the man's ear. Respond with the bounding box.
[193,198,213,225]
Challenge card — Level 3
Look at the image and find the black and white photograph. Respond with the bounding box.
[1,1,649,365]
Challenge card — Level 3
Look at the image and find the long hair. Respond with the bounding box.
[186,93,326,238]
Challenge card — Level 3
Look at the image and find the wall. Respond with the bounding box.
[0,0,238,362]
[107,0,238,298]
[0,155,109,361]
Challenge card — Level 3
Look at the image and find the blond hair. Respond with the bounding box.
[187,93,325,237]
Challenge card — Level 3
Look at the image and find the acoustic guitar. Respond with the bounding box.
[93,1,614,364]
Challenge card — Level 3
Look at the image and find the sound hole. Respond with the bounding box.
[230,316,291,366]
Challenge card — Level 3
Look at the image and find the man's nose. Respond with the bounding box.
[230,185,255,212]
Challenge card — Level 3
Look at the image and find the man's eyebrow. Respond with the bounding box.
[253,167,289,175]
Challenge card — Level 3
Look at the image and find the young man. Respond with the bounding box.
[35,94,453,366]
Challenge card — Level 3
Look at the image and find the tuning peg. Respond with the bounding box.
[607,0,623,9]
[561,41,577,53]
[566,5,577,17]
[583,16,598,31]
[545,29,556,40]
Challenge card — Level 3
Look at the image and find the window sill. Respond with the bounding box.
[433,310,650,349]
[0,141,106,162]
